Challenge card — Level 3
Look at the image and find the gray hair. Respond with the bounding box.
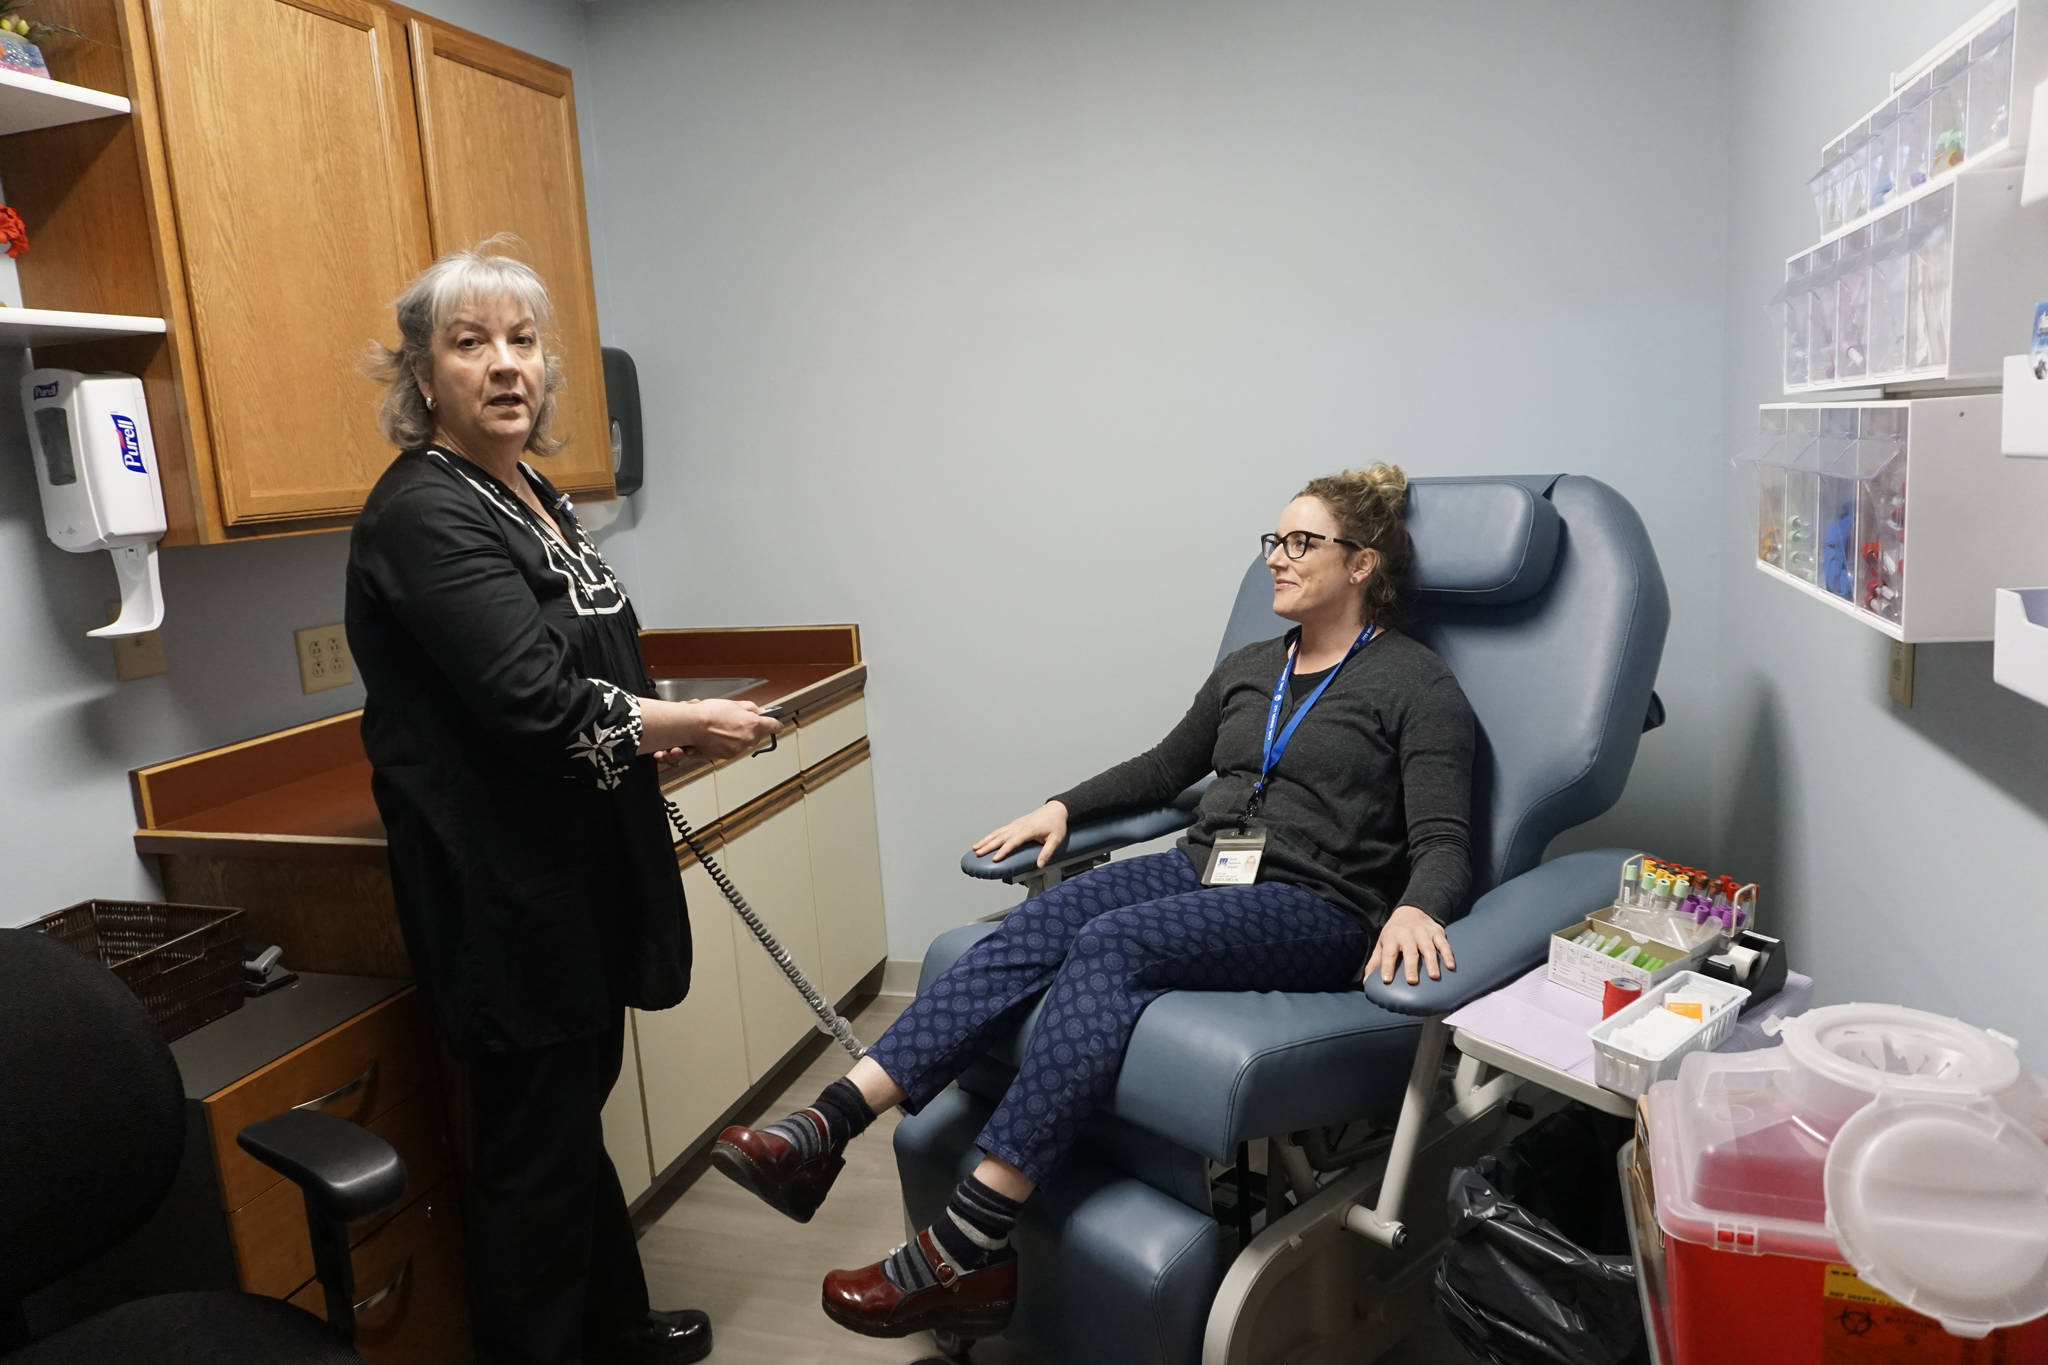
[371,238,567,455]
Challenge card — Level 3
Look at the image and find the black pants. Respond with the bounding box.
[466,1012,650,1365]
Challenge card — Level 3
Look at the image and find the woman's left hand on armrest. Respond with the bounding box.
[1364,905,1455,986]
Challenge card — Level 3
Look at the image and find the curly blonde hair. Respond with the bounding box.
[1298,462,1413,625]
[369,237,567,456]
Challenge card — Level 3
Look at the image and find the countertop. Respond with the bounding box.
[131,625,865,863]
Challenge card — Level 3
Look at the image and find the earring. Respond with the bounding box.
[425,395,435,411]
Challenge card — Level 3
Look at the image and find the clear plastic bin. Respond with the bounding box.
[1930,47,1970,176]
[1816,409,1861,601]
[1806,241,1839,385]
[1780,254,1812,388]
[1908,185,1953,371]
[1867,102,1899,210]
[1817,135,1849,234]
[1834,229,1870,382]
[1841,120,1873,221]
[1968,9,2015,154]
[1753,410,1789,567]
[1866,212,1910,377]
[1782,411,1821,585]
[1855,410,1908,623]
[1894,74,1933,192]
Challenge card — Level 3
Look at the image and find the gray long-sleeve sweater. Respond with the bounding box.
[1052,628,1476,931]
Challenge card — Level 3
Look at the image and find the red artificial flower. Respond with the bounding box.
[0,206,29,258]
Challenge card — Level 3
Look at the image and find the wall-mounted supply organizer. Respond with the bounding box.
[1747,396,2048,641]
[1781,169,2048,393]
[1993,587,2048,704]
[1809,1,2038,238]
[1999,351,2048,452]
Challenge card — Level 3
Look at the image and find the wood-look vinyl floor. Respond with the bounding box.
[635,995,1476,1364]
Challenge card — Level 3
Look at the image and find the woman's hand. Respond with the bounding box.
[971,801,1070,868]
[684,699,782,760]
[641,698,781,761]
[1364,905,1455,987]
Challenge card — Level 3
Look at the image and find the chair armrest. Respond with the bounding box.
[237,1110,406,1222]
[1361,848,1638,1017]
[237,1111,405,1339]
[960,780,1210,881]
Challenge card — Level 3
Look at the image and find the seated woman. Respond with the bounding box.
[714,462,1474,1340]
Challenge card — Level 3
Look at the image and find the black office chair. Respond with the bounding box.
[0,929,408,1364]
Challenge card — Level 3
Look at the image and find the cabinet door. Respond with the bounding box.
[407,20,613,497]
[805,758,889,1002]
[720,801,826,1084]
[599,1013,652,1204]
[634,858,751,1174]
[145,0,430,524]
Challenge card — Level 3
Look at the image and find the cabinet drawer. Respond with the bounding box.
[229,1092,453,1299]
[797,696,867,767]
[712,735,801,816]
[289,1179,468,1365]
[205,991,438,1211]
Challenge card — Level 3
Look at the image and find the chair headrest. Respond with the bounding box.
[1406,477,1562,606]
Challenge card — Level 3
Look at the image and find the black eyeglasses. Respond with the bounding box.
[1261,530,1363,560]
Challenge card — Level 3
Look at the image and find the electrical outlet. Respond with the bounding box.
[107,602,167,681]
[295,623,356,694]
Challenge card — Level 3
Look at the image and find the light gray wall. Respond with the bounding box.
[1719,1,2048,1057]
[584,0,1735,953]
[0,0,597,927]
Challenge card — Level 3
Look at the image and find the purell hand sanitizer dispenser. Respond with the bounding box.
[22,369,167,638]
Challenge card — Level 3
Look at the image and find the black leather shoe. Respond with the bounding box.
[591,1308,713,1365]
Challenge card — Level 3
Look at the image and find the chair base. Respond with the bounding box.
[895,1071,1516,1365]
[1201,1100,1510,1365]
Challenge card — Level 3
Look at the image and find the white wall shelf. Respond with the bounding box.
[1992,587,2048,704]
[1782,169,2048,395]
[2001,352,2048,453]
[1810,1,2035,235]
[0,67,130,136]
[0,307,165,346]
[1749,396,2048,642]
[1757,559,1909,641]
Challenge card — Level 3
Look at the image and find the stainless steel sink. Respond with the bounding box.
[652,676,768,702]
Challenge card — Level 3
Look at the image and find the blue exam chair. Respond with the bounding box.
[893,474,1669,1365]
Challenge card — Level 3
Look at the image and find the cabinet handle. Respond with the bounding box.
[292,1059,378,1114]
[353,1257,412,1317]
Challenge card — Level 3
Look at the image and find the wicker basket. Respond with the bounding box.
[34,900,247,1041]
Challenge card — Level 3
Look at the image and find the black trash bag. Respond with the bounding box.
[1433,1107,1648,1365]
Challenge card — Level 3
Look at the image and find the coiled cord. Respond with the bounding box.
[665,796,868,1060]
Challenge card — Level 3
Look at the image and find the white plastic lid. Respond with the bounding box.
[1825,1094,2048,1337]
[1780,1002,2021,1103]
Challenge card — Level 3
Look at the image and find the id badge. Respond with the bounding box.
[1203,831,1267,887]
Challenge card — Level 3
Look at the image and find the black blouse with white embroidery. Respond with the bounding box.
[346,447,687,1054]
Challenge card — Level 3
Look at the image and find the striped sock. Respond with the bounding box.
[759,1077,874,1161]
[881,1175,1021,1294]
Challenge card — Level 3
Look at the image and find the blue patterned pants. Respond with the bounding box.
[868,851,1368,1186]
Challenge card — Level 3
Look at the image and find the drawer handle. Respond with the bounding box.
[293,1059,378,1114]
[354,1256,412,1317]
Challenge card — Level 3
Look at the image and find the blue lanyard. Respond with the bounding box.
[1254,625,1375,803]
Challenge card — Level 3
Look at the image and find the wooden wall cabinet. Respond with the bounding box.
[0,0,612,547]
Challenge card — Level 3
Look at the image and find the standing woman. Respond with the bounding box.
[345,243,780,1365]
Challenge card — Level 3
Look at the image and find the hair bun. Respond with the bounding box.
[1350,462,1407,503]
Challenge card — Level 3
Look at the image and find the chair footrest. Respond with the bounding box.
[894,1088,1233,1365]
